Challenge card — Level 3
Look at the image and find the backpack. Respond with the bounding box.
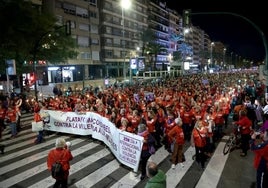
[51,161,64,179]
[51,151,65,179]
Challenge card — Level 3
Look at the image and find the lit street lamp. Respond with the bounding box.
[120,0,131,81]
[230,52,233,66]
[223,48,226,67]
[209,42,214,72]
[235,54,238,67]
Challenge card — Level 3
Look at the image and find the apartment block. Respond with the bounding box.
[41,0,217,84]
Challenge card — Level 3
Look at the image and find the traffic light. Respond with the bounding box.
[183,9,191,28]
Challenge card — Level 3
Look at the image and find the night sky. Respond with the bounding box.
[165,0,267,63]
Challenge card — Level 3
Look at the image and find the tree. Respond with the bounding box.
[169,33,193,69]
[173,51,183,62]
[197,49,210,69]
[0,0,78,90]
[146,42,167,70]
[140,28,155,56]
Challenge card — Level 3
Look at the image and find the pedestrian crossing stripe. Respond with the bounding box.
[29,143,111,188]
[0,113,252,188]
[196,140,230,188]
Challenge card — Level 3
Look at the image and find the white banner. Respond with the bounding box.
[42,110,143,172]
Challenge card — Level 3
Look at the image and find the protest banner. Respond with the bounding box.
[43,110,143,172]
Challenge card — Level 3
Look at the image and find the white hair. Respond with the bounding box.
[55,138,66,148]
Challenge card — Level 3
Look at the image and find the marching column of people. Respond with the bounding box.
[2,70,268,185]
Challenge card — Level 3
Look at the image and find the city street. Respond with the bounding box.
[0,112,256,188]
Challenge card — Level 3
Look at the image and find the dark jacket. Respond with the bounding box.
[145,169,167,188]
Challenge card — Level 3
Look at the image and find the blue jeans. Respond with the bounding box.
[9,122,17,136]
[36,131,44,143]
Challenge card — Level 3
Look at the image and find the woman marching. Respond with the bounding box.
[191,119,208,170]
[33,101,45,144]
[168,117,185,169]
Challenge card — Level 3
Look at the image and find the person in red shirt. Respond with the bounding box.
[250,125,268,188]
[213,107,225,142]
[154,103,166,148]
[129,109,141,133]
[0,102,6,153]
[0,103,6,139]
[35,102,47,144]
[5,102,17,138]
[168,118,185,169]
[14,96,22,132]
[145,110,157,146]
[181,106,194,141]
[191,120,207,169]
[163,110,176,152]
[234,110,252,157]
[47,138,73,188]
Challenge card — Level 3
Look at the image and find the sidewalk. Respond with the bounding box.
[35,78,117,97]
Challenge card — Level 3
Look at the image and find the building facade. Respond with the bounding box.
[39,0,224,84]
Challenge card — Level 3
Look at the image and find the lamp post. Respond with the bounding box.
[120,0,131,81]
[136,46,140,57]
[235,54,238,68]
[210,42,214,72]
[223,48,226,68]
[230,52,233,67]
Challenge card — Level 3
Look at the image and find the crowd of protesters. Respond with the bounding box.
[37,71,265,166]
[1,70,268,182]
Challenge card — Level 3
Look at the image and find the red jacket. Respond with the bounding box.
[235,116,252,135]
[168,125,185,145]
[6,108,17,123]
[139,130,149,151]
[181,111,193,124]
[146,116,157,133]
[47,148,73,179]
[191,128,207,147]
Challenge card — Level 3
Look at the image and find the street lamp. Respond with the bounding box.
[223,48,226,68]
[120,0,131,81]
[209,42,214,72]
[235,54,238,67]
[230,52,233,67]
[136,47,140,57]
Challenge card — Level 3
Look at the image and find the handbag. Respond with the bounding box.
[32,121,44,132]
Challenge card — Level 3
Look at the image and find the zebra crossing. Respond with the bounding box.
[0,113,255,188]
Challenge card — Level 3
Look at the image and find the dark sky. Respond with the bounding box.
[165,0,267,63]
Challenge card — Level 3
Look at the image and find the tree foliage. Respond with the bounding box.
[0,0,78,74]
[140,28,156,56]
[146,42,167,70]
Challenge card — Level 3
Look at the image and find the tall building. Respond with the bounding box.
[41,0,226,84]
[99,0,148,79]
[147,0,170,70]
[43,0,100,83]
[43,0,148,82]
[167,7,182,69]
